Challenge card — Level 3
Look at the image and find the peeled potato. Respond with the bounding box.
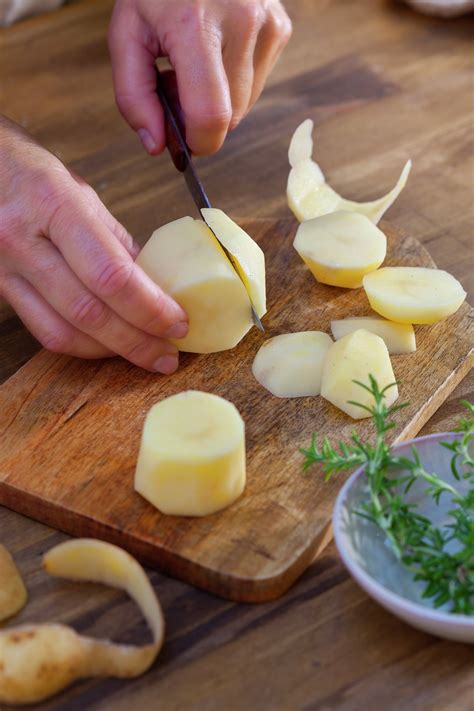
[294,211,387,288]
[0,545,27,622]
[287,119,411,224]
[321,329,398,419]
[134,391,246,517]
[136,216,254,353]
[201,208,266,317]
[331,317,416,354]
[0,539,164,705]
[252,331,333,398]
[288,118,314,168]
[363,267,467,324]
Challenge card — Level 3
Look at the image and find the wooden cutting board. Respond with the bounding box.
[0,219,472,602]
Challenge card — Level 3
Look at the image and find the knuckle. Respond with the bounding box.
[273,12,293,43]
[122,337,154,366]
[191,106,232,133]
[94,259,134,299]
[240,3,265,32]
[40,329,72,354]
[69,292,109,330]
[114,91,135,120]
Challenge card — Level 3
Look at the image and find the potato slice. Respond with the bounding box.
[294,211,387,288]
[363,267,467,324]
[252,331,333,398]
[201,208,266,317]
[136,216,253,353]
[331,317,416,354]
[0,545,27,622]
[288,118,314,168]
[134,391,246,517]
[0,539,164,705]
[321,329,398,419]
[287,120,411,224]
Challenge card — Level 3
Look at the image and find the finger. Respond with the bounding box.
[171,26,232,155]
[15,238,179,374]
[249,7,292,110]
[108,3,165,155]
[222,12,260,130]
[47,191,188,340]
[0,273,113,360]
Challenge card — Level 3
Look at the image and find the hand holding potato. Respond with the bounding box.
[0,116,188,373]
[108,0,292,156]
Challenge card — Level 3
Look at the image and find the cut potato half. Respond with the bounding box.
[287,120,411,224]
[252,331,333,398]
[0,540,164,705]
[363,267,467,324]
[137,216,253,353]
[294,211,387,288]
[331,317,416,354]
[0,545,27,622]
[201,208,266,317]
[134,391,246,517]
[321,329,398,419]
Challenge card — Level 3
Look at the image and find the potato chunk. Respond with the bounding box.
[134,391,246,517]
[287,120,411,224]
[294,211,387,288]
[363,267,467,324]
[321,329,398,419]
[136,217,253,353]
[201,208,266,317]
[252,331,333,398]
[331,317,416,354]
[0,545,27,622]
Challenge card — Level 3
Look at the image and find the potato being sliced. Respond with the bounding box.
[0,545,27,622]
[331,317,416,354]
[288,118,314,168]
[137,216,253,353]
[252,331,333,398]
[294,211,387,288]
[363,267,467,324]
[0,540,164,705]
[321,329,398,419]
[201,208,266,317]
[135,391,246,517]
[287,119,411,224]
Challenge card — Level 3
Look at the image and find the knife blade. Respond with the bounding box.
[156,71,264,332]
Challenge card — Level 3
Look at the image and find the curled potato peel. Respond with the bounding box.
[0,539,165,705]
[287,119,412,224]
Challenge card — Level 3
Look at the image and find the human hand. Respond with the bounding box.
[108,0,292,156]
[0,117,187,373]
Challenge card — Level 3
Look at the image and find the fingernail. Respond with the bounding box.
[153,355,179,375]
[165,321,189,339]
[138,128,157,154]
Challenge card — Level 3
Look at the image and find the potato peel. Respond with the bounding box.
[0,545,27,622]
[287,120,412,224]
[0,539,165,705]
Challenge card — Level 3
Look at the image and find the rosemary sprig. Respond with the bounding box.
[301,376,474,614]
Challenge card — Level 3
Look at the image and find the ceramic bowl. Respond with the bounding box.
[333,432,474,643]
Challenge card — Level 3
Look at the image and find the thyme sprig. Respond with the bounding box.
[301,376,474,614]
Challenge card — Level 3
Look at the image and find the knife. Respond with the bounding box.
[156,71,264,332]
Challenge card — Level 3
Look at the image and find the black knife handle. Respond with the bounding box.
[156,69,190,173]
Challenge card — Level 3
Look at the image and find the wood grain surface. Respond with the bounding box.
[1,0,473,707]
[1,220,472,602]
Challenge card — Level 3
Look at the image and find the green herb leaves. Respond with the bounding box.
[301,377,474,614]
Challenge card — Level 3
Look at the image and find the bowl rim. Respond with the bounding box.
[333,431,474,626]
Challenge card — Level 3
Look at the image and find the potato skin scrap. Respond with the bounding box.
[0,539,165,705]
[0,545,27,622]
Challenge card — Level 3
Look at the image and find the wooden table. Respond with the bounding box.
[1,0,473,707]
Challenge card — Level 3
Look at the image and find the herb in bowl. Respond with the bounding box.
[301,376,474,615]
